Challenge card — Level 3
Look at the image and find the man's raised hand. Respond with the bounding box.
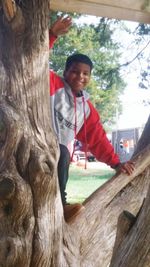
[50,16,72,37]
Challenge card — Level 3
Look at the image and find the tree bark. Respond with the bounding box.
[133,115,150,156]
[0,1,150,267]
[0,1,63,266]
[110,181,150,267]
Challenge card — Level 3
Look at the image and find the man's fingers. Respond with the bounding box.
[120,161,135,175]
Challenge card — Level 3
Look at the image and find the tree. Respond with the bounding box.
[0,1,60,266]
[119,21,150,108]
[0,1,150,267]
[136,23,150,90]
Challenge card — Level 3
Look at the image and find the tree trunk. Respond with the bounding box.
[0,1,62,266]
[0,1,150,266]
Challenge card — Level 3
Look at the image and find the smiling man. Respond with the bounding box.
[49,16,135,223]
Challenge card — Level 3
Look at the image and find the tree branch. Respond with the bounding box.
[69,143,150,266]
[120,40,150,67]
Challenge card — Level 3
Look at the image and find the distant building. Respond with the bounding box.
[111,127,143,162]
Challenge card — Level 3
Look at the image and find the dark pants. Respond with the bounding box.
[58,144,70,205]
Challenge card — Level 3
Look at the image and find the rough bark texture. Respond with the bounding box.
[0,1,62,266]
[0,1,150,267]
[133,115,150,156]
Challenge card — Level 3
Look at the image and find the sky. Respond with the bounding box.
[113,21,150,130]
[117,77,150,129]
[77,15,150,130]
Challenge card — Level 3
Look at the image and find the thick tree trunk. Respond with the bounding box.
[0,1,63,266]
[0,1,150,267]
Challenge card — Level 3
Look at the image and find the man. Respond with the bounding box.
[49,16,134,222]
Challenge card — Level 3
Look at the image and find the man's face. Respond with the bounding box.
[64,62,91,94]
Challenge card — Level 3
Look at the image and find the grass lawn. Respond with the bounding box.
[66,162,115,203]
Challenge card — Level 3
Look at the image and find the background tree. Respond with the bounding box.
[118,21,150,109]
[136,24,150,95]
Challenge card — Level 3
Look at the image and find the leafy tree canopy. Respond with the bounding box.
[135,24,150,92]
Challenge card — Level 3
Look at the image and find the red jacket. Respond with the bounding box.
[49,34,120,167]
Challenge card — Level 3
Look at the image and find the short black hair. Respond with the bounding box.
[65,53,93,71]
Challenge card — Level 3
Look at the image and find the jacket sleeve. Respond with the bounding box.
[50,71,64,96]
[49,31,57,49]
[76,100,120,167]
[49,32,64,96]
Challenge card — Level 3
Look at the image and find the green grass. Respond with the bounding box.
[66,163,114,203]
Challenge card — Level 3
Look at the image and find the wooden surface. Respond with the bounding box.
[50,0,150,24]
